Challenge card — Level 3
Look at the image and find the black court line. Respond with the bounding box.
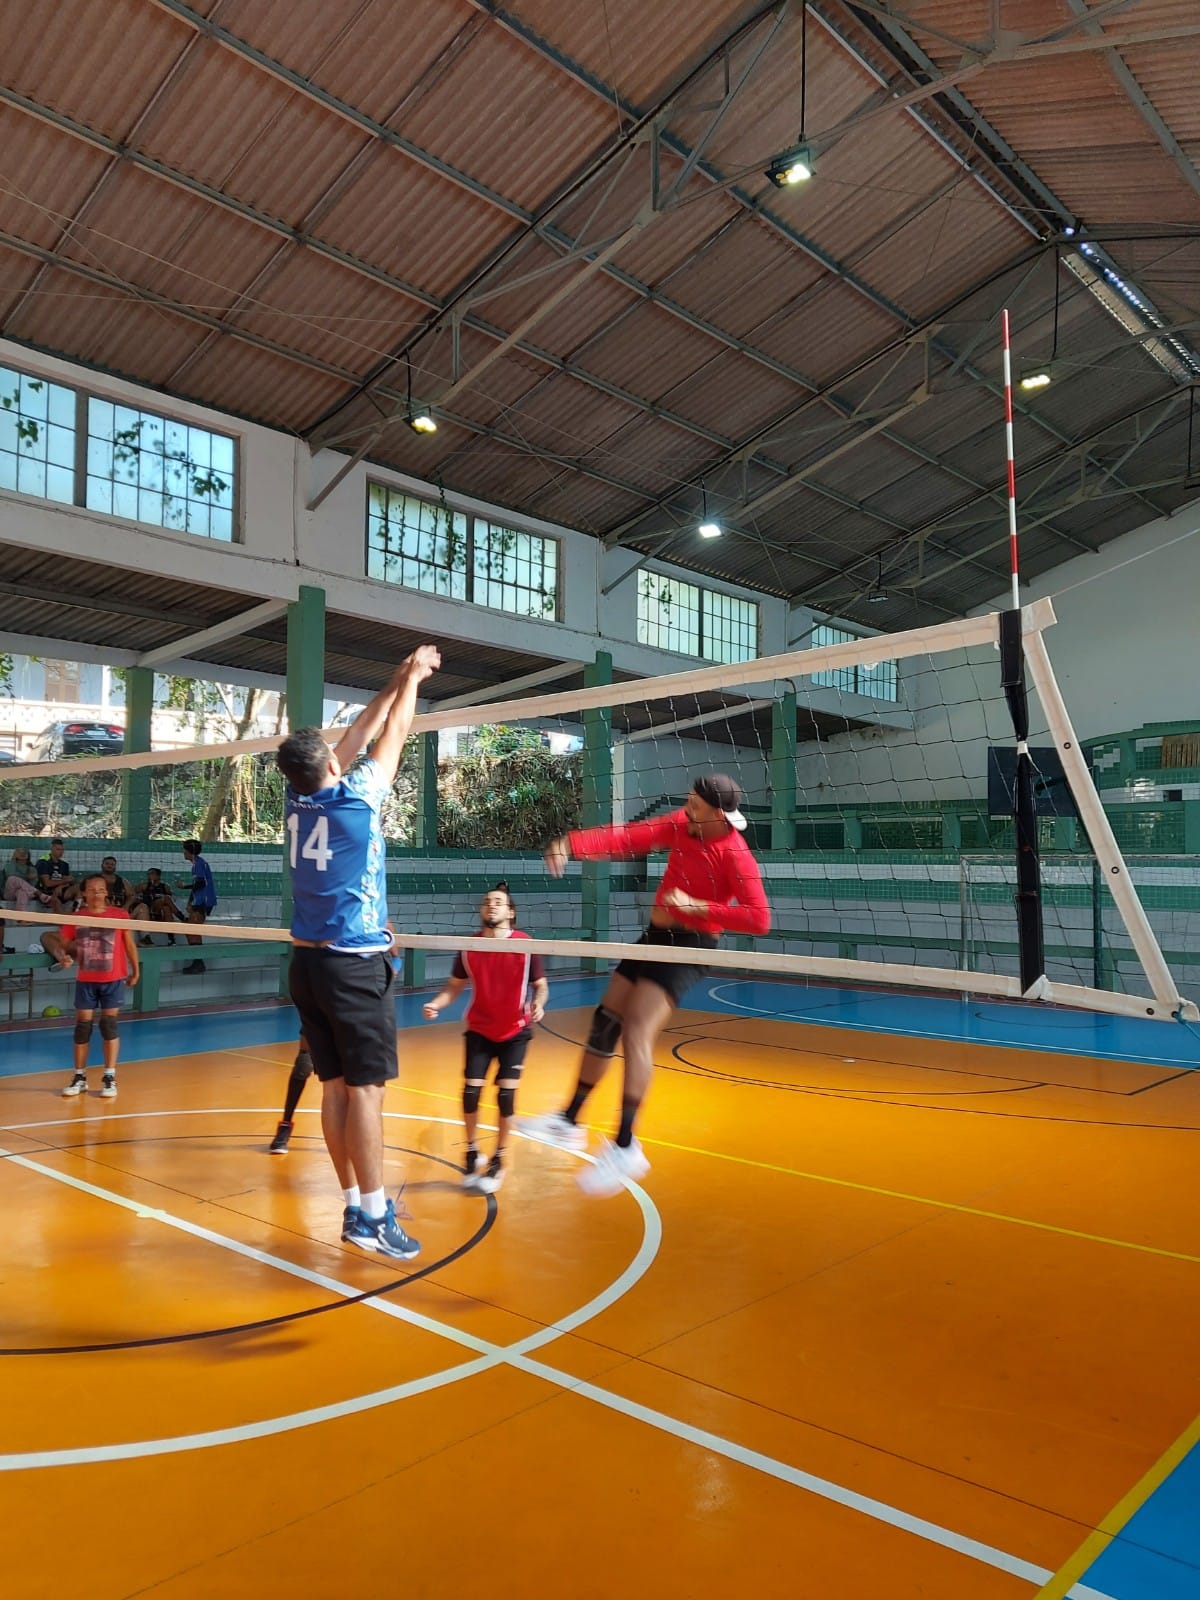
[0,1138,495,1356]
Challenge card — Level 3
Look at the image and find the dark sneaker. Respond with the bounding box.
[345,1198,421,1260]
[268,1120,293,1155]
[341,1204,361,1240]
[462,1149,484,1190]
[181,960,206,975]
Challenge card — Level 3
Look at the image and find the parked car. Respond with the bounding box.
[0,749,22,764]
[30,719,125,760]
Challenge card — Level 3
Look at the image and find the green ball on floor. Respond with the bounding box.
[41,1006,62,1018]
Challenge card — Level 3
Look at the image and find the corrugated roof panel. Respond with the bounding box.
[228,251,429,378]
[587,412,722,497]
[658,348,797,440]
[474,247,643,363]
[753,282,900,386]
[662,214,828,341]
[0,0,194,138]
[507,372,643,452]
[613,186,747,292]
[1121,33,1200,145]
[0,107,112,253]
[313,147,517,300]
[396,25,619,216]
[574,300,730,401]
[134,41,371,226]
[5,267,211,388]
[502,0,764,108]
[0,245,41,324]
[213,0,476,123]
[853,202,1031,323]
[51,163,283,315]
[172,336,350,429]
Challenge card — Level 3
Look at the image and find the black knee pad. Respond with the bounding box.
[73,1019,94,1046]
[463,1080,483,1115]
[291,1050,314,1085]
[497,1085,516,1119]
[586,1004,622,1058]
[98,1015,119,1041]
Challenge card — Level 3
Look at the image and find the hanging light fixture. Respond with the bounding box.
[1019,244,1061,391]
[866,552,888,603]
[766,2,814,187]
[698,484,722,539]
[405,356,438,433]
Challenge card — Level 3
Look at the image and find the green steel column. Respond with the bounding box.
[286,585,326,732]
[120,666,154,843]
[281,587,326,989]
[770,690,797,851]
[581,651,613,968]
[403,733,439,988]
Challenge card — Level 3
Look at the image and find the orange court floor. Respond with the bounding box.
[1,1000,1198,1600]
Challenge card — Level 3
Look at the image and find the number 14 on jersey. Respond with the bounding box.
[287,813,333,871]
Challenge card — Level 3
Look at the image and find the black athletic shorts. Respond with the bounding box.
[464,1028,531,1082]
[288,946,397,1087]
[614,924,719,1007]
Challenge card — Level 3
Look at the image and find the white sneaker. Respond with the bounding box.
[475,1156,505,1194]
[520,1111,587,1151]
[61,1072,88,1098]
[577,1138,650,1197]
[100,1071,118,1099]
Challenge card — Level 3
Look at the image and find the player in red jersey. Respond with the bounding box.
[527,773,769,1196]
[46,873,141,1100]
[423,883,548,1194]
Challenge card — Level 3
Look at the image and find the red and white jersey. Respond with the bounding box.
[452,929,545,1043]
[62,907,131,983]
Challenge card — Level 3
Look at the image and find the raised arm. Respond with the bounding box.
[332,644,440,778]
[352,645,441,787]
[544,811,682,876]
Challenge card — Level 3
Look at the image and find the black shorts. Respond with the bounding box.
[288,946,397,1087]
[614,925,719,1007]
[464,1029,531,1082]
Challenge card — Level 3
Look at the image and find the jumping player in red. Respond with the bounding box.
[422,883,548,1194]
[527,773,769,1195]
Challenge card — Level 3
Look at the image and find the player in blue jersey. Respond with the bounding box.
[276,643,440,1260]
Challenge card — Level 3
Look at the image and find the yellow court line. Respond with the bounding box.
[226,1049,1199,1264]
[639,1134,1200,1265]
[1033,1411,1200,1598]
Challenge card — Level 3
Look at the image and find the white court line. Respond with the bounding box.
[0,1108,1115,1600]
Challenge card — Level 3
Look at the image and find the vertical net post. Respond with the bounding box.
[770,687,797,850]
[403,730,439,988]
[581,650,613,973]
[282,584,326,989]
[120,665,154,842]
[1000,610,1046,992]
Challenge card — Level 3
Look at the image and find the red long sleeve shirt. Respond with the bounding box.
[568,810,770,937]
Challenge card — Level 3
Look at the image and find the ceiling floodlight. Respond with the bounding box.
[408,410,438,433]
[1019,369,1052,392]
[866,552,888,602]
[766,143,814,187]
[698,485,722,538]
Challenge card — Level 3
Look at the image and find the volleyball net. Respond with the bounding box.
[0,597,1195,1023]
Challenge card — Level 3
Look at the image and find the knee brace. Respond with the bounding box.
[462,1080,483,1116]
[73,1019,94,1046]
[98,1015,119,1042]
[496,1084,516,1119]
[586,1004,622,1058]
[291,1050,314,1085]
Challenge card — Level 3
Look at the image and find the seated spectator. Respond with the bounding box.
[5,845,48,911]
[99,855,134,910]
[36,839,78,912]
[128,868,184,946]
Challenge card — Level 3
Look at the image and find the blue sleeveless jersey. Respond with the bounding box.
[285,760,391,952]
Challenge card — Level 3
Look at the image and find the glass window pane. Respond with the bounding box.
[48,385,75,428]
[0,450,16,491]
[46,464,74,504]
[20,376,48,419]
[89,399,114,441]
[46,423,74,468]
[17,456,46,497]
[86,475,112,514]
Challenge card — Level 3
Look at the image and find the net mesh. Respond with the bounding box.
[0,602,1194,1023]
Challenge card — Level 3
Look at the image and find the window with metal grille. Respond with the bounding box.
[637,572,758,662]
[366,484,559,618]
[0,359,238,539]
[809,624,899,701]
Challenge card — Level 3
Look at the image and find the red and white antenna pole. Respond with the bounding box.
[1001,308,1020,610]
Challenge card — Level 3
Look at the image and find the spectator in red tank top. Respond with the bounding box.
[525,773,769,1196]
[423,883,548,1196]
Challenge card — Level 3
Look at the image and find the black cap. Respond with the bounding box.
[692,772,747,830]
